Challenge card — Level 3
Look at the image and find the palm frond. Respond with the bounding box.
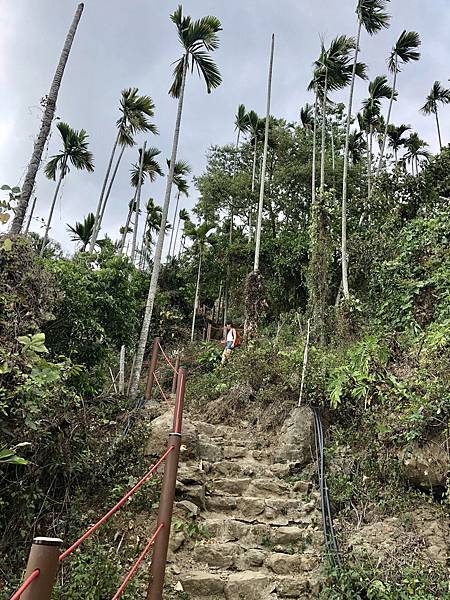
[169,6,222,97]
[130,147,163,187]
[389,30,421,72]
[191,50,222,93]
[358,0,391,35]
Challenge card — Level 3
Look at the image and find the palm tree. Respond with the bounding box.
[300,103,314,129]
[420,81,450,150]
[176,208,190,258]
[167,160,191,259]
[347,129,366,164]
[387,123,410,165]
[140,199,165,268]
[185,222,214,341]
[223,105,250,324]
[362,75,394,197]
[89,88,158,252]
[129,6,222,400]
[129,145,163,263]
[404,132,430,175]
[377,31,421,176]
[40,122,94,256]
[67,213,95,251]
[311,35,367,195]
[341,0,390,299]
[10,3,84,234]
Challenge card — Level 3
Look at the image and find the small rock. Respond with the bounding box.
[176,499,200,517]
[236,548,266,570]
[225,571,273,599]
[180,571,224,595]
[266,552,303,575]
[169,531,186,553]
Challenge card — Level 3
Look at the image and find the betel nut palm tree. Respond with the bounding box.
[89,88,158,251]
[129,5,222,400]
[40,121,94,256]
[341,0,390,299]
[67,213,96,251]
[420,81,450,150]
[377,30,421,176]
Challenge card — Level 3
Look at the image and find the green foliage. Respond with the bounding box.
[327,335,390,409]
[321,562,450,599]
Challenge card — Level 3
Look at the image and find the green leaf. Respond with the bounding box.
[1,184,11,190]
[0,213,10,224]
[2,238,12,252]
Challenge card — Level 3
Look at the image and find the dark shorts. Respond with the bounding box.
[225,341,233,350]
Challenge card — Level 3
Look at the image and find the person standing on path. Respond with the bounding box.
[221,321,236,365]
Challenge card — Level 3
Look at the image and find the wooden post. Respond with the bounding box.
[145,337,160,401]
[207,323,212,342]
[21,537,62,600]
[147,370,185,600]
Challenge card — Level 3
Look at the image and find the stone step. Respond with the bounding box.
[190,539,321,574]
[177,569,275,599]
[202,517,320,549]
[208,477,291,499]
[205,496,321,526]
[204,459,291,479]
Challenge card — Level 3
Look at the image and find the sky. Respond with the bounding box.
[1,0,449,254]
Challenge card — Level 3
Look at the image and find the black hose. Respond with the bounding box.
[312,407,342,569]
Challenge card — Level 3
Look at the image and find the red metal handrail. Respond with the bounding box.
[111,523,164,600]
[10,569,40,600]
[59,447,173,561]
[157,341,178,374]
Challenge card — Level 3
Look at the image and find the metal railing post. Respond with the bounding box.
[147,369,185,600]
[21,537,62,600]
[145,337,160,401]
[171,356,180,394]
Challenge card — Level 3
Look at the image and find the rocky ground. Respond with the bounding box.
[144,403,450,599]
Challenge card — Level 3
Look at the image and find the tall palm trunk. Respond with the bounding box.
[368,124,373,198]
[10,3,84,234]
[130,141,146,264]
[254,34,275,272]
[173,212,182,257]
[24,197,37,234]
[190,250,202,342]
[312,89,318,207]
[320,69,329,194]
[341,21,362,300]
[167,191,180,259]
[118,198,135,254]
[139,215,149,269]
[223,129,241,322]
[89,131,120,251]
[129,57,188,399]
[435,110,443,150]
[377,57,398,177]
[249,138,258,242]
[92,143,126,251]
[40,156,68,256]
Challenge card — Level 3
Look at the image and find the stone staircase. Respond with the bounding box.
[163,416,324,599]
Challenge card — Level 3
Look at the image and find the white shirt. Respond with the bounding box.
[227,329,235,342]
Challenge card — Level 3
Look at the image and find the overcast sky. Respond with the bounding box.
[1,0,449,253]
